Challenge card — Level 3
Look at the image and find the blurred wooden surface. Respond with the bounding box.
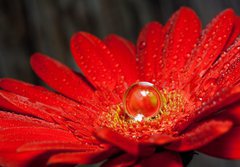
[1,0,240,82]
[0,0,240,166]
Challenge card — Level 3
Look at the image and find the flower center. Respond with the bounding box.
[123,82,161,121]
[97,81,188,140]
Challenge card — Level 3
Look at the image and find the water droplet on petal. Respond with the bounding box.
[123,82,161,121]
[139,41,147,50]
[217,37,222,41]
[203,78,217,91]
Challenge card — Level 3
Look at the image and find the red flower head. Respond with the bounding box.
[0,7,240,167]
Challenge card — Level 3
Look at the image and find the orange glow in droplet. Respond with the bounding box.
[123,82,161,121]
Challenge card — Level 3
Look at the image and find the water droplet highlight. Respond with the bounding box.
[123,82,161,121]
[139,41,147,50]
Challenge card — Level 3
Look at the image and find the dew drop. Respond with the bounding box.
[199,70,206,77]
[173,55,178,60]
[204,44,209,49]
[197,57,202,62]
[217,37,222,41]
[203,78,216,91]
[186,53,191,58]
[139,41,147,50]
[123,82,161,121]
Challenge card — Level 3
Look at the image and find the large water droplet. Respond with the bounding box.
[123,82,161,121]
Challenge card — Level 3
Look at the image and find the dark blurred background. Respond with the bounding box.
[0,0,240,166]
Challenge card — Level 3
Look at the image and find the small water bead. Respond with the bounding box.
[123,82,162,121]
[139,41,147,50]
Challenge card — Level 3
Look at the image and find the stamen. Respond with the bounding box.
[98,82,187,140]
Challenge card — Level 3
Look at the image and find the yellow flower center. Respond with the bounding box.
[98,82,187,140]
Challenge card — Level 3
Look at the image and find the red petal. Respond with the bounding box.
[0,148,47,167]
[0,78,79,108]
[0,90,94,128]
[18,141,97,152]
[217,104,240,126]
[167,120,232,151]
[71,32,118,90]
[199,126,240,159]
[30,53,94,101]
[0,127,79,166]
[95,128,155,156]
[136,151,182,167]
[0,90,54,122]
[0,140,58,167]
[146,134,176,145]
[0,111,61,129]
[162,7,201,88]
[0,141,68,167]
[101,153,137,167]
[0,78,96,124]
[225,16,240,48]
[104,34,138,85]
[48,148,118,165]
[210,46,240,90]
[175,86,240,133]
[184,9,235,86]
[0,127,78,142]
[136,21,164,83]
[196,86,240,122]
[190,37,240,101]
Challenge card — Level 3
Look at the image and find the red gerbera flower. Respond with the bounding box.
[0,7,240,167]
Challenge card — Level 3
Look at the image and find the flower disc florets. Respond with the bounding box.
[98,82,187,140]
